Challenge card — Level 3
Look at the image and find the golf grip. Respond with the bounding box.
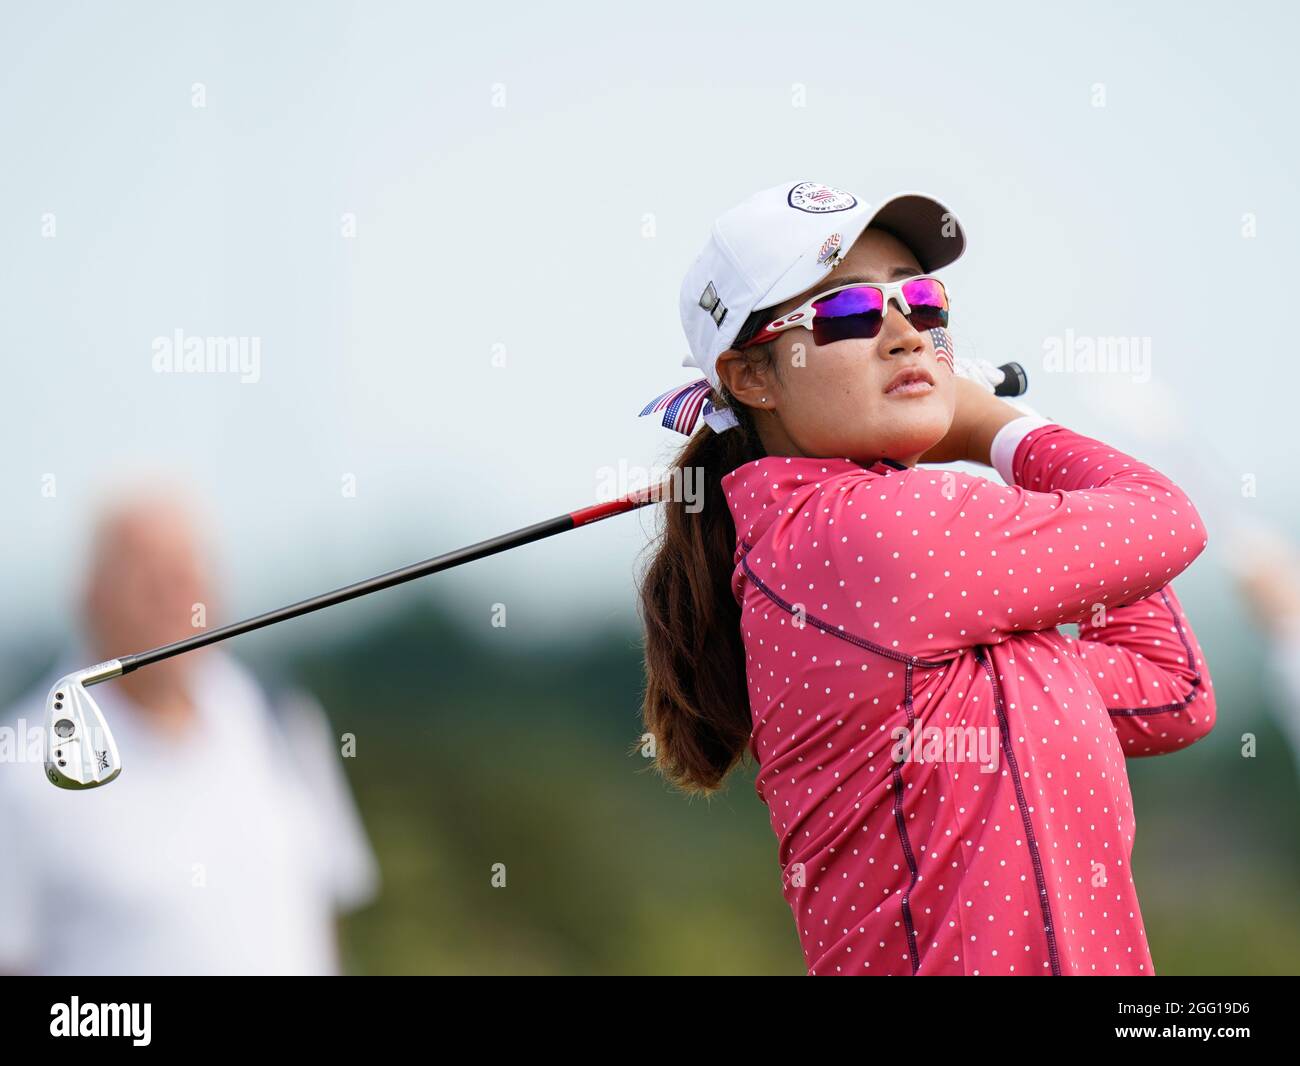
[994,361,1028,397]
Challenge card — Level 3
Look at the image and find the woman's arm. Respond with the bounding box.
[1068,582,1217,756]
[822,391,1209,661]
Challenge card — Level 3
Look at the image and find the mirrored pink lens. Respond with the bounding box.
[900,278,949,329]
[811,285,885,345]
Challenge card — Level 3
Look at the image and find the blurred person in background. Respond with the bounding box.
[0,488,379,975]
[1233,522,1300,780]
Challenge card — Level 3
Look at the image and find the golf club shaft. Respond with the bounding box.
[113,481,671,677]
[109,361,1030,680]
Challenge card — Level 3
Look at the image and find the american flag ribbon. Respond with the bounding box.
[929,326,955,374]
[638,378,716,435]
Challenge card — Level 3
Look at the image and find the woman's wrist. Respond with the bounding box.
[966,399,1026,467]
[989,414,1056,483]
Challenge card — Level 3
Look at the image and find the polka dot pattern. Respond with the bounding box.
[718,426,1216,975]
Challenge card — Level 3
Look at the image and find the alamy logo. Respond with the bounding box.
[151,328,262,383]
[49,997,151,1046]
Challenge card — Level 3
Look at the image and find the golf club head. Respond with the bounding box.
[44,660,124,790]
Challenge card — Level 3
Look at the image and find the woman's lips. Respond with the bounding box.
[883,365,936,396]
[884,379,935,397]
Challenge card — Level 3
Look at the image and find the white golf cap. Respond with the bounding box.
[680,179,966,389]
[639,179,966,435]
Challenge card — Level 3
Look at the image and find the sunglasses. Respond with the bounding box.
[737,275,949,349]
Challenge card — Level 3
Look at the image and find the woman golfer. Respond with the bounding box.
[638,180,1216,976]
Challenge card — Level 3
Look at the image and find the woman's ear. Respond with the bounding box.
[715,350,775,412]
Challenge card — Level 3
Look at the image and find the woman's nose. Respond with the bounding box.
[878,302,927,354]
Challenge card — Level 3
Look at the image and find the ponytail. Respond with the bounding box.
[638,335,775,793]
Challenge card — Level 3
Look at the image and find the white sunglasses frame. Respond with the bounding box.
[740,274,950,348]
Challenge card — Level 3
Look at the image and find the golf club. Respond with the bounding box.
[42,479,673,789]
[45,361,1029,790]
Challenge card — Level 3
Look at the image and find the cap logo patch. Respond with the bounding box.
[788,181,857,213]
[698,281,728,328]
[816,232,843,267]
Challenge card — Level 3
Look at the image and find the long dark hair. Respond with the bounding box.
[638,313,777,794]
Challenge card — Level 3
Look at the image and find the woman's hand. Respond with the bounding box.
[919,376,1024,466]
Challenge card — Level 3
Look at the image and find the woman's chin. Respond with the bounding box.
[878,403,950,442]
[800,401,952,463]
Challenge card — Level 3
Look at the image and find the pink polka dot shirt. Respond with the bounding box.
[720,419,1216,975]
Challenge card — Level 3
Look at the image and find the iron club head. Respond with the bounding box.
[44,660,124,790]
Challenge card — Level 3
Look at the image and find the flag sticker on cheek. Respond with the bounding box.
[930,327,955,374]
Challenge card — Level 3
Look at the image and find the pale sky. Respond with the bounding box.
[1,0,1295,664]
